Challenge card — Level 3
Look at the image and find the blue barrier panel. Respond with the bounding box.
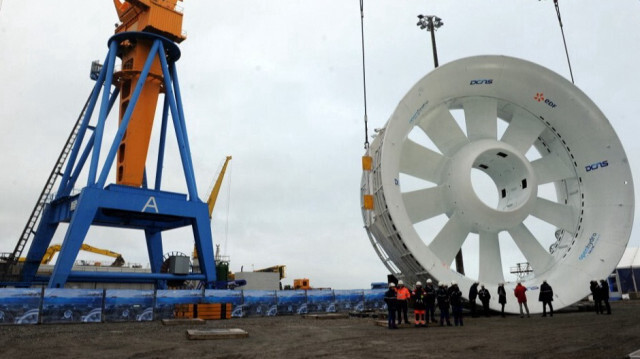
[0,287,390,325]
[363,289,386,311]
[334,289,364,312]
[202,289,243,306]
[42,289,103,324]
[0,288,42,325]
[155,289,202,319]
[306,289,335,313]
[276,290,307,315]
[239,290,277,317]
[104,289,155,322]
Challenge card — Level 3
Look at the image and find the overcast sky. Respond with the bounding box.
[0,1,639,289]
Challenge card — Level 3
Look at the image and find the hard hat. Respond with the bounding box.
[416,281,422,286]
[398,280,404,286]
[438,281,444,286]
[451,281,457,286]
[389,282,396,287]
[426,279,432,283]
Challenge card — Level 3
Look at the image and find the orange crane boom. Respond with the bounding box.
[112,0,186,186]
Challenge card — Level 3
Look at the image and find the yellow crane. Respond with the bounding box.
[20,243,125,266]
[193,156,232,260]
[207,156,232,218]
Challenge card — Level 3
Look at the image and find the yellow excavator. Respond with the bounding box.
[19,244,125,267]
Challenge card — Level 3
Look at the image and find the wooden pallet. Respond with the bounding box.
[186,328,249,340]
[175,303,232,320]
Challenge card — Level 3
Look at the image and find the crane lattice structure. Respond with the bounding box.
[18,0,218,289]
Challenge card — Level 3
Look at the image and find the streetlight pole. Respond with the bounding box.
[416,15,444,69]
[416,14,465,276]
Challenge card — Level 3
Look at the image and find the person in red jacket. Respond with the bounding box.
[396,280,411,325]
[514,282,530,318]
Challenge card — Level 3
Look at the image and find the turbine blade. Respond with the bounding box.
[531,154,576,184]
[400,139,447,183]
[463,98,497,141]
[401,186,448,224]
[478,231,505,284]
[532,197,577,231]
[428,214,469,266]
[500,110,546,155]
[417,104,468,156]
[508,223,553,275]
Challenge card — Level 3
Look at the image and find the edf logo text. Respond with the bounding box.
[534,92,557,108]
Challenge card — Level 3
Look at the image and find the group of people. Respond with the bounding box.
[590,279,612,315]
[383,278,558,329]
[383,279,465,329]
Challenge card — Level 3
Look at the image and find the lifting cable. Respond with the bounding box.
[359,0,370,150]
[223,162,232,257]
[553,0,575,84]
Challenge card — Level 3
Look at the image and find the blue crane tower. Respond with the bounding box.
[17,0,218,289]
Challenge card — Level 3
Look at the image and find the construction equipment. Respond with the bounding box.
[193,156,232,261]
[207,156,232,218]
[19,244,125,266]
[18,0,219,289]
[293,278,311,290]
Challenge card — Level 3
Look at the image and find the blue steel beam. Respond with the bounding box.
[56,53,108,198]
[154,96,170,190]
[169,61,198,200]
[88,40,118,187]
[157,41,198,201]
[97,40,161,189]
[43,185,216,287]
[63,87,120,196]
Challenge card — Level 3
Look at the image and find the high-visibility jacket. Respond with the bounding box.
[514,284,528,303]
[396,286,411,300]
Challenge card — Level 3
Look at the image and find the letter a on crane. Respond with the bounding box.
[142,196,159,213]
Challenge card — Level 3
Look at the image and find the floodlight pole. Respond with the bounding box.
[416,15,443,69]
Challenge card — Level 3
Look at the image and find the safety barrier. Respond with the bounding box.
[0,288,386,325]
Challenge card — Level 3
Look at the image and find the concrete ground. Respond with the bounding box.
[0,300,638,358]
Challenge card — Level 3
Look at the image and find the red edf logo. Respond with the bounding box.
[534,92,557,108]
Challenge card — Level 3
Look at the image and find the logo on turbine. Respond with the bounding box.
[534,92,558,108]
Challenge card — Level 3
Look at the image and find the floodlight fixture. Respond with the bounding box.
[416,14,444,68]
